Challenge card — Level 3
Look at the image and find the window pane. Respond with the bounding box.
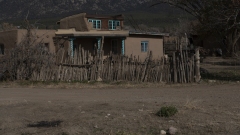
[109,20,115,30]
[116,21,120,26]
[141,42,148,52]
[96,20,100,29]
[93,20,96,28]
[90,19,101,29]
[145,43,148,52]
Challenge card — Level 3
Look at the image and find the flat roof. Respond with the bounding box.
[129,32,169,37]
[55,28,129,37]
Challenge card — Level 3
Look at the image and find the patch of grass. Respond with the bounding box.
[61,132,69,135]
[27,120,62,128]
[184,98,201,110]
[21,133,32,135]
[156,106,178,117]
[0,80,170,89]
[202,70,240,81]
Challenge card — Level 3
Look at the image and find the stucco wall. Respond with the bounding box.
[0,30,18,55]
[17,29,56,53]
[125,36,164,60]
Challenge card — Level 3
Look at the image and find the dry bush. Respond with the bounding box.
[3,20,55,80]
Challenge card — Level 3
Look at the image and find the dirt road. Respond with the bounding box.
[0,84,240,135]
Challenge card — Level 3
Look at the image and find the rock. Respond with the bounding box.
[208,80,216,83]
[168,120,175,123]
[168,126,178,135]
[160,130,166,135]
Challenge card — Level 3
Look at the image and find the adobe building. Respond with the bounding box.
[0,29,56,56]
[55,13,165,60]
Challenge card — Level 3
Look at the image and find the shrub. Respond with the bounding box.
[61,132,69,135]
[156,106,178,117]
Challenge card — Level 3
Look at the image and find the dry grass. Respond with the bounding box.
[184,98,202,110]
[0,80,197,89]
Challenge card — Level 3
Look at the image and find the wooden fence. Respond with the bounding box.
[30,47,200,83]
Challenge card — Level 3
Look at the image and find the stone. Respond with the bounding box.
[168,120,175,123]
[160,130,166,135]
[168,126,178,135]
[208,80,216,83]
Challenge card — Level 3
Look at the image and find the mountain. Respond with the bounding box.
[0,0,188,29]
[0,0,169,20]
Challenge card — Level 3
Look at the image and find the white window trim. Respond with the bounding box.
[109,20,120,30]
[141,41,149,52]
[88,19,101,29]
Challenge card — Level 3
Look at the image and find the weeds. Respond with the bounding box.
[27,120,62,128]
[184,98,201,110]
[21,133,32,135]
[61,132,69,135]
[201,70,240,81]
[156,106,178,117]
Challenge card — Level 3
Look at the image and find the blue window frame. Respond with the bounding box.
[88,19,101,29]
[109,20,120,30]
[141,41,148,52]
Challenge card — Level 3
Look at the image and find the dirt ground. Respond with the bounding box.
[0,83,240,135]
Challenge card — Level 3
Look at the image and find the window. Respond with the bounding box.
[0,44,4,55]
[109,20,120,30]
[111,40,118,54]
[141,41,148,52]
[88,19,101,29]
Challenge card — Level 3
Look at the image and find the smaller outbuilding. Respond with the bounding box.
[0,29,56,55]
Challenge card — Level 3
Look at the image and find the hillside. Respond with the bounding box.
[0,0,163,20]
[0,0,190,29]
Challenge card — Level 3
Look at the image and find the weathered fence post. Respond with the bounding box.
[173,52,177,83]
[97,36,104,81]
[195,48,201,82]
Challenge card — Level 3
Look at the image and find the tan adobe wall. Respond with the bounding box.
[125,37,164,61]
[59,13,90,31]
[0,30,18,55]
[0,29,56,55]
[17,29,56,53]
